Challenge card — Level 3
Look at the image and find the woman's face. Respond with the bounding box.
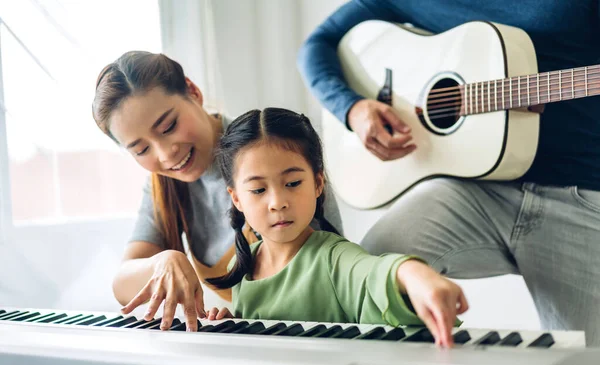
[108,80,219,182]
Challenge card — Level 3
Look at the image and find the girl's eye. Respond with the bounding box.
[250,188,265,195]
[163,119,177,134]
[286,180,302,188]
[136,146,149,156]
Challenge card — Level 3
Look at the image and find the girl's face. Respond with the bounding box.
[108,79,219,182]
[228,143,323,245]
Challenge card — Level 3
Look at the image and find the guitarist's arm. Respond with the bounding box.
[297,0,416,161]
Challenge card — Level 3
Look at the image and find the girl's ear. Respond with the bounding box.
[185,77,204,105]
[227,186,243,212]
[315,172,325,198]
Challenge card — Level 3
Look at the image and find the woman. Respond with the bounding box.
[92,51,342,332]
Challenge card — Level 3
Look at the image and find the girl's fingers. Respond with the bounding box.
[207,307,220,321]
[457,290,469,314]
[416,308,441,346]
[216,307,232,320]
[431,306,453,348]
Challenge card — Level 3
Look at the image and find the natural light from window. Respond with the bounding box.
[0,0,161,223]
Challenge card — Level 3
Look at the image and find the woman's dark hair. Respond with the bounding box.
[92,51,191,253]
[206,108,339,289]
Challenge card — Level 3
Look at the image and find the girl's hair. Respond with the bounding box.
[92,51,191,253]
[206,108,339,289]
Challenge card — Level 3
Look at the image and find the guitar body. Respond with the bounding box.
[322,21,540,209]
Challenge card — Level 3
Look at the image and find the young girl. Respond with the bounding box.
[92,51,343,333]
[206,108,468,348]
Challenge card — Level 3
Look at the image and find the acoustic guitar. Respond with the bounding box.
[322,21,599,209]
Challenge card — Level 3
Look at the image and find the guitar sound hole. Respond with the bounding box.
[424,77,462,133]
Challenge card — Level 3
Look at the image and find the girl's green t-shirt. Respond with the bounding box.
[230,231,425,326]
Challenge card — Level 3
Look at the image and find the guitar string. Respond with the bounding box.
[426,84,600,117]
[428,73,600,100]
[428,65,599,95]
[427,82,600,112]
[426,85,600,120]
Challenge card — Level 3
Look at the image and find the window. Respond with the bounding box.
[0,0,161,225]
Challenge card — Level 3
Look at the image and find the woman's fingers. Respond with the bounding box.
[182,297,199,332]
[160,294,178,330]
[121,282,153,316]
[195,288,206,319]
[143,288,166,321]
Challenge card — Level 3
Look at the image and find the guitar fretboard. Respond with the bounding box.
[457,65,600,115]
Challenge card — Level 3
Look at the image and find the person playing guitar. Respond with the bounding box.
[297,0,600,347]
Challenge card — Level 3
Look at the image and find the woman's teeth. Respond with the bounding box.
[171,150,192,170]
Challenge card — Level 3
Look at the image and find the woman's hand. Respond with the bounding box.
[396,260,469,348]
[205,307,234,321]
[120,250,205,332]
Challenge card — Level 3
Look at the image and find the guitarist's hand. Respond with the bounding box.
[348,99,416,161]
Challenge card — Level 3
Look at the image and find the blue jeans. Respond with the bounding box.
[361,178,600,346]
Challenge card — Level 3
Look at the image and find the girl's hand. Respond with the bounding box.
[205,307,234,321]
[120,250,205,332]
[396,260,469,348]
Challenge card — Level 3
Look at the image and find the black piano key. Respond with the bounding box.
[474,331,501,345]
[380,327,406,341]
[63,315,95,325]
[24,313,56,323]
[54,314,83,324]
[528,333,555,348]
[147,322,164,330]
[272,323,304,336]
[0,310,21,320]
[0,311,27,321]
[93,316,124,327]
[499,332,523,346]
[256,323,287,335]
[0,310,5,315]
[136,318,162,329]
[201,320,236,333]
[145,318,180,330]
[170,322,187,331]
[297,324,327,337]
[222,321,249,333]
[231,322,265,334]
[452,330,471,344]
[76,316,107,326]
[355,327,386,340]
[10,312,41,322]
[107,316,141,328]
[196,324,215,332]
[158,318,182,330]
[403,328,435,343]
[315,325,343,338]
[170,320,202,332]
[123,319,150,329]
[331,326,361,339]
[38,313,68,323]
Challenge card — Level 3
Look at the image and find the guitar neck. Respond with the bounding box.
[460,64,600,115]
